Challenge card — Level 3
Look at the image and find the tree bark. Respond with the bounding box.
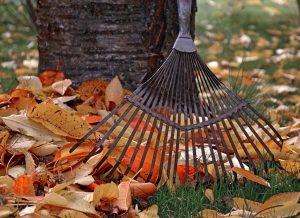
[36,0,196,89]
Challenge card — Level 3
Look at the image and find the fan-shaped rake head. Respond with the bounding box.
[70,0,282,185]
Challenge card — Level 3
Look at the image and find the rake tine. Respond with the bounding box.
[233,112,266,164]
[105,111,146,178]
[137,118,158,180]
[185,53,200,183]
[194,60,221,179]
[195,59,230,178]
[155,125,170,184]
[124,114,152,175]
[183,53,190,182]
[146,120,164,182]
[69,101,126,153]
[83,103,135,162]
[248,105,283,145]
[239,111,275,160]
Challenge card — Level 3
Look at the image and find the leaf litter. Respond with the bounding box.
[0,71,299,217]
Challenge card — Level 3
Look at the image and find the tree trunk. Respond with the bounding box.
[36,0,196,89]
[297,0,300,14]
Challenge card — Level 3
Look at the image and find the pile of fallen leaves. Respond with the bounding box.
[0,70,299,217]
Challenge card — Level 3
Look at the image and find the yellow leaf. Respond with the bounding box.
[28,100,93,139]
[231,167,270,187]
[204,189,214,203]
[279,159,300,174]
[59,209,90,218]
[93,182,119,206]
[113,181,131,211]
[138,204,159,218]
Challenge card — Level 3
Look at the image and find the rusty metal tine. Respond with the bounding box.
[185,53,199,182]
[172,52,185,183]
[193,58,221,179]
[70,101,126,153]
[83,103,135,162]
[124,114,152,175]
[106,111,146,178]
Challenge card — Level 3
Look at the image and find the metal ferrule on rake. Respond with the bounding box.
[70,0,283,185]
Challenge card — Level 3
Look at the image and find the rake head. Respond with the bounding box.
[70,0,282,185]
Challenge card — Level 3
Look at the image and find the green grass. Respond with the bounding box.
[149,170,300,217]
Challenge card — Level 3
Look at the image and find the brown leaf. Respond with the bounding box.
[232,197,262,213]
[262,192,300,209]
[93,182,119,206]
[76,80,109,100]
[28,100,93,139]
[231,167,270,187]
[204,188,214,204]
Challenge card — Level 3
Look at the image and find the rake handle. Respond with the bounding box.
[173,0,196,52]
[178,0,192,35]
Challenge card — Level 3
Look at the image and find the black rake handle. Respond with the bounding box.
[178,0,192,35]
[173,0,196,52]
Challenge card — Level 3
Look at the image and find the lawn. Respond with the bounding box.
[0,0,299,217]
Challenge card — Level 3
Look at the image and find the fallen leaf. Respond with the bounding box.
[93,182,119,206]
[138,204,159,218]
[279,159,300,174]
[17,76,42,90]
[113,181,131,211]
[231,167,270,187]
[1,114,65,142]
[204,188,214,203]
[262,192,300,209]
[58,209,90,218]
[13,175,35,196]
[232,197,262,213]
[105,76,124,110]
[76,80,109,100]
[51,79,72,95]
[43,192,98,215]
[38,70,65,86]
[28,100,93,139]
[199,209,224,218]
[130,182,157,198]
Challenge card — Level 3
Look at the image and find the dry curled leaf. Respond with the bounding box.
[113,181,131,211]
[1,114,65,142]
[28,100,93,139]
[232,167,270,187]
[105,76,124,110]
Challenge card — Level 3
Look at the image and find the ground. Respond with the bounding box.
[0,0,299,217]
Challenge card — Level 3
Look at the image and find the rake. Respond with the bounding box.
[70,0,282,184]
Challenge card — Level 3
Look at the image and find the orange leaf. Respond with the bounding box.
[38,70,65,86]
[81,115,102,124]
[13,175,35,196]
[177,165,195,183]
[130,117,158,133]
[232,167,270,187]
[53,142,95,161]
[76,80,109,100]
[113,181,131,211]
[121,146,165,182]
[130,182,157,198]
